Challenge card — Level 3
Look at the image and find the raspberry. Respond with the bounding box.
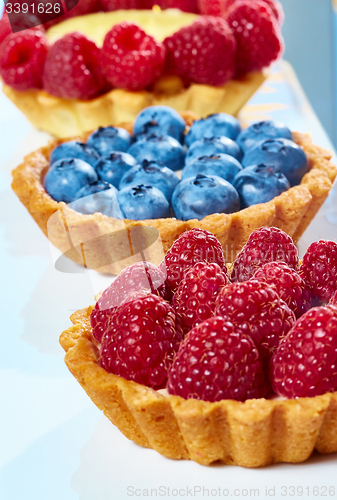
[0,29,49,91]
[252,262,312,319]
[161,228,229,292]
[100,293,182,389]
[90,261,167,343]
[227,0,284,76]
[215,280,296,361]
[299,240,337,304]
[167,316,267,402]
[271,306,337,398]
[101,22,165,91]
[172,262,230,334]
[231,227,299,282]
[43,32,105,100]
[163,16,237,86]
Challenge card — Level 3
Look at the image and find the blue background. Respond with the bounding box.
[280,0,336,147]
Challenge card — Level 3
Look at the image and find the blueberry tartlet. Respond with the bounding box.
[12,106,337,274]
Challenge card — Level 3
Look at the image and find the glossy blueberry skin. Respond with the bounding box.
[242,138,309,186]
[181,153,242,184]
[185,137,243,165]
[44,158,98,203]
[50,141,100,167]
[95,152,138,188]
[127,134,186,172]
[233,164,290,209]
[133,105,186,143]
[172,174,240,221]
[70,181,123,218]
[87,126,133,155]
[119,160,180,202]
[118,184,171,220]
[236,120,293,153]
[185,113,241,147]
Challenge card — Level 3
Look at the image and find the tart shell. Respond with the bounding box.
[2,71,266,138]
[11,117,337,275]
[59,305,337,467]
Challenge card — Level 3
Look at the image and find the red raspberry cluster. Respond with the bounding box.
[91,227,337,403]
[0,0,283,97]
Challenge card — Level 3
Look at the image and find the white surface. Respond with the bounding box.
[1,62,337,500]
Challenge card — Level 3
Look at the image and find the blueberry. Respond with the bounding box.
[70,181,123,218]
[172,174,240,221]
[185,137,243,165]
[185,113,241,147]
[242,138,309,186]
[233,164,290,208]
[127,134,186,172]
[236,120,293,153]
[44,158,98,203]
[95,152,138,188]
[50,141,100,167]
[133,105,186,143]
[87,126,133,155]
[119,160,180,202]
[118,184,171,220]
[181,153,242,184]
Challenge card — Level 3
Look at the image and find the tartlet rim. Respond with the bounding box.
[59,303,337,467]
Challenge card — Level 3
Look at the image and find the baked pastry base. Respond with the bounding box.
[2,71,266,138]
[59,305,337,467]
[11,122,337,275]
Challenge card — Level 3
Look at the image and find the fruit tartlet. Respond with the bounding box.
[60,228,337,467]
[12,105,337,275]
[0,0,284,137]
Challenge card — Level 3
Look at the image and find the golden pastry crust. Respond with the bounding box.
[2,71,267,138]
[11,120,337,275]
[59,305,337,467]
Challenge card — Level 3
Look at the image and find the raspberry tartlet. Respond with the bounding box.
[60,230,337,467]
[11,109,337,275]
[1,7,274,137]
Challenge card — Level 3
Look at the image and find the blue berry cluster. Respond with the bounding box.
[44,105,309,221]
